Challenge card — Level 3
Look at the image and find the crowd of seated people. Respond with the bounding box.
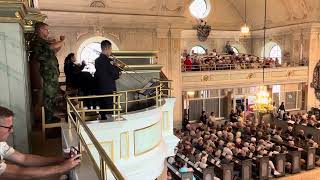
[181,49,284,72]
[180,42,309,72]
[168,113,320,180]
[277,110,320,130]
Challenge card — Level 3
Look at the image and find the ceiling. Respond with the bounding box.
[38,0,320,30]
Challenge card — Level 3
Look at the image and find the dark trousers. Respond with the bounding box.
[97,90,113,119]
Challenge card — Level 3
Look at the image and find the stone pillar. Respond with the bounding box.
[0,23,32,152]
[307,30,320,110]
[157,28,183,128]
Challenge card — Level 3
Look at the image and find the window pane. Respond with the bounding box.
[204,99,219,118]
[80,42,101,64]
[189,0,208,19]
[209,89,219,97]
[269,45,282,63]
[189,99,204,120]
[285,92,297,110]
[272,93,279,108]
[220,98,228,119]
[231,47,239,55]
[191,45,206,54]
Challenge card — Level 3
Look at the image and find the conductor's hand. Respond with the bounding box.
[60,35,65,41]
[60,154,81,173]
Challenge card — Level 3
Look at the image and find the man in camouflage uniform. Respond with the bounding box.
[30,22,65,123]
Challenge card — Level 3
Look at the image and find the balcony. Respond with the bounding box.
[182,65,308,90]
[61,81,178,180]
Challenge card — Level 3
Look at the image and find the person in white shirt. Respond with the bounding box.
[0,106,81,179]
[208,112,215,123]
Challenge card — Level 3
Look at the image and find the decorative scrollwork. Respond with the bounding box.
[90,0,105,8]
[247,73,255,79]
[202,75,209,81]
[193,20,211,42]
[311,60,320,100]
[287,71,294,77]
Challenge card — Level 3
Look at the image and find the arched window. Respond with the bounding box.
[191,45,206,54]
[80,42,101,64]
[231,47,239,55]
[77,36,119,74]
[269,45,282,63]
[189,0,210,19]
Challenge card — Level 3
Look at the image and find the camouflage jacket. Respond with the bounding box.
[30,36,59,78]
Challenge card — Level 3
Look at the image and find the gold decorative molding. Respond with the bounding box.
[90,0,105,8]
[87,140,114,164]
[287,71,294,77]
[0,1,46,32]
[134,122,161,156]
[247,73,255,79]
[120,132,129,160]
[202,75,209,81]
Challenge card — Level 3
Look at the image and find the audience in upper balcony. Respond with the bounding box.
[180,48,302,72]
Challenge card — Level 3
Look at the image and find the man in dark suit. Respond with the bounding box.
[94,40,121,120]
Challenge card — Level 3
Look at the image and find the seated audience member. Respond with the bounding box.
[0,106,81,179]
[182,49,188,57]
[179,163,196,180]
[208,112,215,123]
[184,55,193,71]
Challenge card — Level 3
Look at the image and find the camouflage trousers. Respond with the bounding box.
[42,74,59,123]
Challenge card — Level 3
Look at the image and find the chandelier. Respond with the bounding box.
[251,0,273,113]
[252,86,273,113]
[240,0,250,34]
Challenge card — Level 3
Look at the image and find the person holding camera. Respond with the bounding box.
[0,106,81,179]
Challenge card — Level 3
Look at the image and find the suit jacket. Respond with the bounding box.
[94,54,121,93]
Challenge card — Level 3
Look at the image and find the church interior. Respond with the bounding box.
[2,0,320,179]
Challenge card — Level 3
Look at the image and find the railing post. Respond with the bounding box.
[67,100,71,129]
[113,93,116,117]
[75,114,80,133]
[117,94,121,120]
[159,83,162,105]
[100,158,106,180]
[80,101,85,121]
[125,92,128,113]
[156,86,159,107]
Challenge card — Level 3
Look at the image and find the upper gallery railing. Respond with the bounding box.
[65,79,172,180]
[182,62,307,72]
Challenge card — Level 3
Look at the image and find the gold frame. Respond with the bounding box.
[88,140,114,161]
[120,131,130,160]
[134,121,162,156]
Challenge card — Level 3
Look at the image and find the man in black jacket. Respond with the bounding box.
[94,40,121,120]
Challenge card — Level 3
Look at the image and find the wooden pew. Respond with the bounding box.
[233,158,252,180]
[203,166,215,180]
[176,153,203,179]
[286,151,301,174]
[301,147,316,170]
[252,156,269,180]
[207,157,234,180]
[167,158,183,180]
[271,153,286,176]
